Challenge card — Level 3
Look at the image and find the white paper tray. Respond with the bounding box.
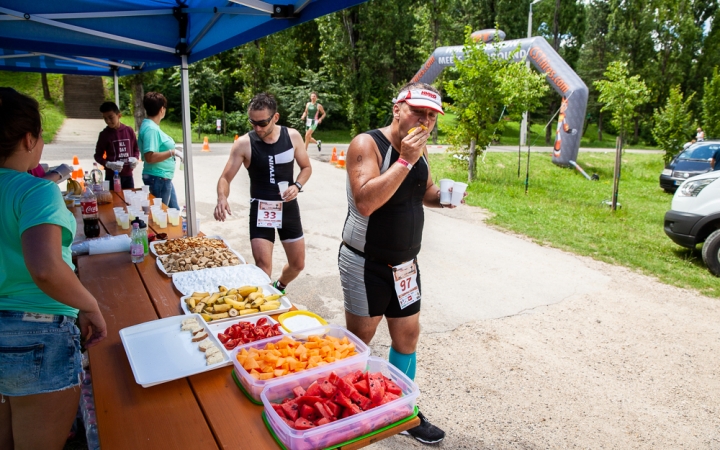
[155,247,246,277]
[172,264,272,296]
[180,284,292,324]
[150,235,229,257]
[205,315,287,360]
[119,314,231,388]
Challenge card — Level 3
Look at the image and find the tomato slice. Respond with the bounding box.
[256,317,268,327]
[224,339,239,350]
[217,333,230,343]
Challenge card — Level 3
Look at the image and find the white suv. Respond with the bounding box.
[664,171,720,275]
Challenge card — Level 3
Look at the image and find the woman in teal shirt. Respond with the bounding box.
[139,92,183,209]
[0,88,107,449]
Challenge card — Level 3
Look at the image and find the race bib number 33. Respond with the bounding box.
[392,260,420,309]
[257,201,283,228]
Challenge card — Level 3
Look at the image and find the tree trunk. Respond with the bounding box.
[221,90,226,135]
[611,135,622,211]
[546,101,556,145]
[552,0,561,51]
[468,139,477,183]
[634,116,639,142]
[131,78,145,132]
[41,73,51,101]
[598,112,603,141]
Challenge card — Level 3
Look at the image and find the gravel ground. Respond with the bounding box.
[363,260,720,449]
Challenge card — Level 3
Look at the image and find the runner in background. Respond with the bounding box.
[300,92,326,152]
[214,93,312,294]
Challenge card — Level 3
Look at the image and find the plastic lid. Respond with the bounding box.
[132,223,139,229]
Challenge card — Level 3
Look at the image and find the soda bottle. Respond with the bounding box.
[80,176,100,238]
[130,223,144,263]
[113,170,122,193]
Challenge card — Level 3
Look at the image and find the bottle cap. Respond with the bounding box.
[132,223,139,229]
[130,218,147,229]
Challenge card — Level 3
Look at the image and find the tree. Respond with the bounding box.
[652,85,697,163]
[702,67,720,138]
[444,28,548,182]
[594,61,650,150]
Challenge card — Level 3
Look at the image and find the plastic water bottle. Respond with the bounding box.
[181,206,187,236]
[113,170,122,193]
[130,223,144,263]
[90,163,104,193]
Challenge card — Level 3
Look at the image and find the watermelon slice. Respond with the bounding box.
[272,403,288,419]
[319,379,337,398]
[314,402,335,421]
[349,390,373,410]
[315,417,330,426]
[305,381,323,397]
[380,392,400,405]
[327,371,340,386]
[382,376,402,395]
[367,372,385,405]
[299,403,320,422]
[336,378,358,398]
[353,379,369,395]
[294,417,316,430]
[326,401,341,418]
[292,385,306,398]
[281,400,300,420]
[332,391,355,409]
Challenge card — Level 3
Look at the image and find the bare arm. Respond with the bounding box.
[318,104,326,123]
[214,135,250,221]
[22,225,107,348]
[347,127,429,216]
[281,129,313,201]
[300,103,309,121]
[144,149,176,163]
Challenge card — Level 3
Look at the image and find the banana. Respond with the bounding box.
[226,288,238,296]
[208,312,230,320]
[264,294,282,302]
[223,296,246,310]
[191,292,210,299]
[193,302,206,314]
[250,297,266,308]
[259,302,281,312]
[237,286,258,297]
[218,285,228,293]
[206,292,221,305]
[213,304,232,313]
[247,292,261,301]
[238,308,260,316]
[185,297,197,309]
[408,124,428,134]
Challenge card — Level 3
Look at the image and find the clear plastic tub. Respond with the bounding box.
[231,324,370,403]
[261,356,419,450]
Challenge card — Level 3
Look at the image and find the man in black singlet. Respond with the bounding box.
[214,93,312,293]
[339,82,463,445]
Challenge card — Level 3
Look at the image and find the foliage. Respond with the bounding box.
[0,71,65,142]
[192,103,220,139]
[702,67,720,138]
[269,68,343,130]
[443,27,548,180]
[652,85,697,163]
[594,61,651,148]
[429,151,720,298]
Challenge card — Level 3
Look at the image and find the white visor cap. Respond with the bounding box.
[394,89,444,114]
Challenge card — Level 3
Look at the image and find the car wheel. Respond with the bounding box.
[701,229,720,276]
[663,188,675,194]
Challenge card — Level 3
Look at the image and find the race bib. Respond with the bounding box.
[257,201,283,228]
[392,260,420,309]
[306,118,313,127]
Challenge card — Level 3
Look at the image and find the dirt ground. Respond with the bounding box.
[368,258,720,449]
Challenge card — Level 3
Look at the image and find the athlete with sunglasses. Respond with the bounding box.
[214,93,312,294]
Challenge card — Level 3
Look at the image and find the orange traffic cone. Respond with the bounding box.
[202,136,211,152]
[72,155,79,165]
[337,151,346,168]
[234,134,239,141]
[330,147,338,165]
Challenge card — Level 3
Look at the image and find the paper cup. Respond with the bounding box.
[119,213,130,230]
[102,180,110,191]
[439,179,454,205]
[278,181,289,196]
[141,185,149,195]
[167,209,180,226]
[152,198,162,207]
[450,182,467,206]
[156,211,168,228]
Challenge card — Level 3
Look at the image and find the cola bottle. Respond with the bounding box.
[80,174,100,238]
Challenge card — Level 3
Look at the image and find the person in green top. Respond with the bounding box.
[300,92,326,152]
[139,92,183,209]
[0,87,107,449]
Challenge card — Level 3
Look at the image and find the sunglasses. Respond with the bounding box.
[248,116,274,127]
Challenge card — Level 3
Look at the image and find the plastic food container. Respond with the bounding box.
[231,325,369,403]
[261,356,419,450]
[278,310,328,333]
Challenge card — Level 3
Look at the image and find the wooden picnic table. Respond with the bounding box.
[72,190,419,450]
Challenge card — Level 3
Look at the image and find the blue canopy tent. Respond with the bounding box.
[0,0,366,235]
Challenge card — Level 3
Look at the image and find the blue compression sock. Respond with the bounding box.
[388,347,416,381]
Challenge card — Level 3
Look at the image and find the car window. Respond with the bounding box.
[678,144,719,160]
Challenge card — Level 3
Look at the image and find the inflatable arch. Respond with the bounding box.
[411,30,588,166]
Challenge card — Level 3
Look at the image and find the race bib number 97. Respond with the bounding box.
[392,260,420,309]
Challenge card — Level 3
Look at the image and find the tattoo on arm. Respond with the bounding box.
[357,155,362,162]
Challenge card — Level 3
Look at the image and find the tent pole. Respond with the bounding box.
[180,54,198,236]
[113,69,119,108]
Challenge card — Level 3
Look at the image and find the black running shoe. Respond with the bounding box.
[317,140,322,152]
[401,411,445,444]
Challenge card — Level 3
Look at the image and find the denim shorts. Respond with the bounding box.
[0,311,82,396]
[142,173,179,209]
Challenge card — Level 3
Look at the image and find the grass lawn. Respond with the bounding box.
[0,71,65,143]
[428,150,719,298]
